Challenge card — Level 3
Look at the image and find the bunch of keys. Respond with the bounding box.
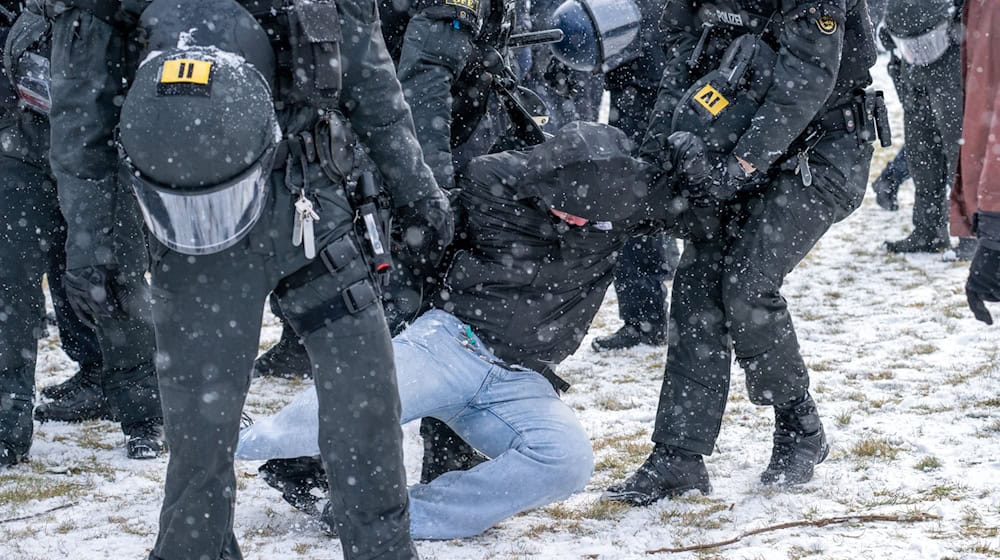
[292,190,321,259]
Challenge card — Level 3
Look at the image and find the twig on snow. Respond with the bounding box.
[646,511,942,554]
[0,502,78,525]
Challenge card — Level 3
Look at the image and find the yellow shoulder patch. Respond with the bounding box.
[445,0,480,12]
[817,15,838,35]
[160,59,213,85]
[694,84,729,117]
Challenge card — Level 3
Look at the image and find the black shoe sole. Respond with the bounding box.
[601,481,712,506]
[34,407,116,423]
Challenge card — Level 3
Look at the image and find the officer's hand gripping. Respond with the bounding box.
[966,244,1000,325]
[643,131,712,201]
[64,265,125,329]
[395,190,455,269]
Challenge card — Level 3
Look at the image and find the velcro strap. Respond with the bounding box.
[274,257,327,297]
[289,279,377,334]
[342,280,377,314]
[319,235,360,273]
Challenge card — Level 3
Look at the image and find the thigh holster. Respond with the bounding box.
[275,234,379,335]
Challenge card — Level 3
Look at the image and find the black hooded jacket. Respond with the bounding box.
[433,126,688,390]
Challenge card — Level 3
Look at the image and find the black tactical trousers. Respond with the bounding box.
[896,58,962,241]
[0,156,141,456]
[613,235,679,336]
[653,132,872,455]
[148,172,413,560]
[608,80,680,335]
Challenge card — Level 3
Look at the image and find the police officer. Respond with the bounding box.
[606,0,882,504]
[44,0,451,558]
[593,0,682,351]
[882,0,969,254]
[523,0,604,131]
[254,0,555,484]
[254,0,539,381]
[0,4,162,466]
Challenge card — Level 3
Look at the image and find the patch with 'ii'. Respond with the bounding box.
[157,59,214,97]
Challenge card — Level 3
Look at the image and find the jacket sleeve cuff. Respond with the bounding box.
[975,211,1000,244]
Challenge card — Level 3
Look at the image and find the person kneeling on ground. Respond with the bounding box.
[237,121,715,539]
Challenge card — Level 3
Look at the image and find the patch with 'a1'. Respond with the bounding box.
[694,83,730,117]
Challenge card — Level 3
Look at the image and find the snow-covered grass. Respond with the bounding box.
[2,61,999,559]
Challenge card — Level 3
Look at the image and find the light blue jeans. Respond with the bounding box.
[238,310,594,539]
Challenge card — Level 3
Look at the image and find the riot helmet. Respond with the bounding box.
[119,48,279,255]
[520,121,649,223]
[885,0,954,66]
[549,0,641,73]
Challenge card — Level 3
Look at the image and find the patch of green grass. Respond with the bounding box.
[595,396,635,411]
[946,360,998,385]
[659,500,732,530]
[924,484,969,501]
[909,343,938,356]
[850,437,901,460]
[914,456,941,471]
[0,473,87,506]
[835,411,852,426]
[808,360,835,373]
[867,370,894,381]
[576,499,631,521]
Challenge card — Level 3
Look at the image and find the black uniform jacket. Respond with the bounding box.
[380,0,513,191]
[644,0,876,172]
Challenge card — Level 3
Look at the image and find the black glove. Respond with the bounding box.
[64,265,124,329]
[966,244,1000,325]
[394,190,455,270]
[641,131,711,199]
[542,56,583,99]
[665,131,712,188]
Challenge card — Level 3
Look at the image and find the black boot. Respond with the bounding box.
[872,175,901,211]
[420,417,488,484]
[954,237,979,261]
[126,420,166,460]
[259,457,329,516]
[885,230,949,253]
[0,443,26,467]
[34,378,114,422]
[602,444,712,506]
[253,333,312,379]
[41,364,101,400]
[760,392,829,486]
[591,325,666,352]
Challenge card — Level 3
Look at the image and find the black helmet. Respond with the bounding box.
[120,48,278,255]
[885,0,953,65]
[549,0,641,73]
[520,121,649,223]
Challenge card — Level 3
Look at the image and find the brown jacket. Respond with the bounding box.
[950,0,1000,238]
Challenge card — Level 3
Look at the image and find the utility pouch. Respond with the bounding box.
[288,0,343,112]
[855,89,892,147]
[314,111,356,185]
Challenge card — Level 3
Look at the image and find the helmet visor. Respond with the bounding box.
[891,21,951,66]
[129,151,273,256]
